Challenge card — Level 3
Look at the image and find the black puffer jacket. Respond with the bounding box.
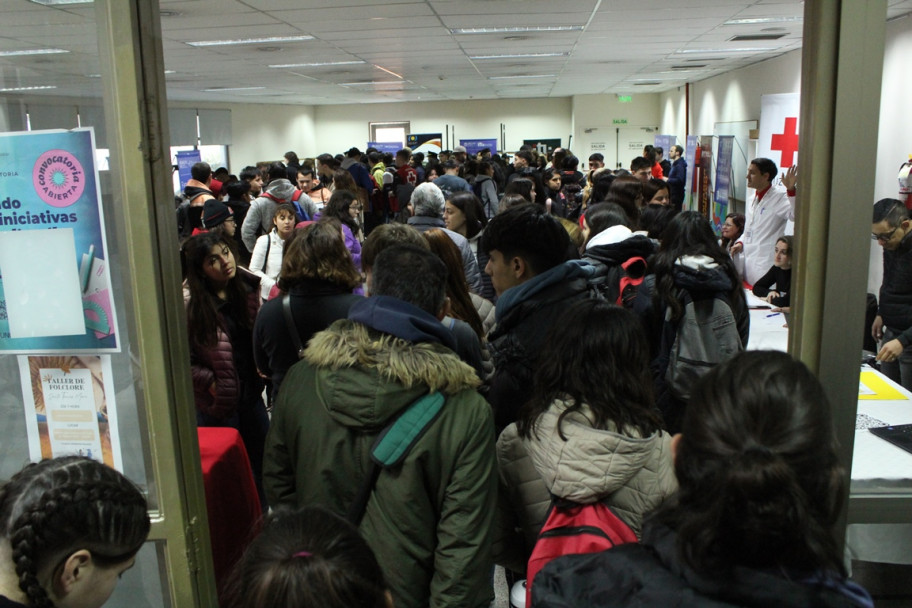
[879,232,912,345]
[533,522,873,608]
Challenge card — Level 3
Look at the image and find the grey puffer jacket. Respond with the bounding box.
[494,399,677,573]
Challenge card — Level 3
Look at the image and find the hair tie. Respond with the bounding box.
[292,551,312,558]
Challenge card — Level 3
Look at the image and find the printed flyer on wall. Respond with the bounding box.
[18,355,124,471]
[0,128,118,353]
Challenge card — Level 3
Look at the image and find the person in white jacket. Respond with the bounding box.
[732,158,797,284]
[249,203,295,300]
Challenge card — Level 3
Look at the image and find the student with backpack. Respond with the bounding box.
[533,351,873,608]
[581,203,655,308]
[634,211,749,434]
[494,300,677,602]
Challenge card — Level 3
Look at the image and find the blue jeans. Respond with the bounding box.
[880,327,912,391]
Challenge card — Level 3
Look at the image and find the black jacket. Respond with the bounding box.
[533,523,873,608]
[486,261,597,433]
[752,265,792,307]
[879,232,912,346]
[252,279,362,400]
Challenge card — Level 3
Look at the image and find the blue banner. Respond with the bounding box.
[713,136,734,234]
[176,149,201,191]
[460,139,498,156]
[367,142,403,154]
[0,128,119,353]
[653,134,676,156]
[684,135,699,211]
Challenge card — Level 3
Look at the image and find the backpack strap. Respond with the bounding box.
[281,293,306,358]
[346,392,446,525]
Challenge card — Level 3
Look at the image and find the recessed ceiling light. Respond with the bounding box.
[451,26,583,35]
[27,0,91,5]
[203,86,266,92]
[675,47,776,54]
[339,81,405,87]
[0,49,68,57]
[488,74,556,80]
[724,16,802,25]
[160,10,180,17]
[470,52,569,60]
[187,35,313,47]
[269,60,366,68]
[0,85,57,92]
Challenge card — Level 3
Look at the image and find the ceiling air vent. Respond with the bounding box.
[728,33,786,41]
[633,82,660,86]
[672,64,705,69]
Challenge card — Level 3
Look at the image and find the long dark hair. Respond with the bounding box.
[518,300,661,439]
[656,351,846,576]
[183,232,253,352]
[423,229,484,338]
[228,506,387,608]
[650,211,743,322]
[447,191,487,239]
[0,457,150,608]
[322,190,360,234]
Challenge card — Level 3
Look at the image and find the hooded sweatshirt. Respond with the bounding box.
[240,179,315,251]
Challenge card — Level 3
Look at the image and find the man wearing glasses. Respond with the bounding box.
[872,198,912,388]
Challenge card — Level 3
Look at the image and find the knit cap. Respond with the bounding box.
[202,199,232,228]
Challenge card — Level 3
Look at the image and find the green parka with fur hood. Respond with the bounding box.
[263,318,497,608]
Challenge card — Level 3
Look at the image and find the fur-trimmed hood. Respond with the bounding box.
[303,319,481,428]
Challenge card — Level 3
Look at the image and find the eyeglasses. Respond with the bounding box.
[223,217,236,224]
[873,226,899,242]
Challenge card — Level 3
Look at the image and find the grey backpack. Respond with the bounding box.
[664,289,743,400]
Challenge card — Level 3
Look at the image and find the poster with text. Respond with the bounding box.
[406,133,442,157]
[523,138,561,157]
[0,128,118,353]
[176,149,201,191]
[684,135,699,211]
[18,355,123,471]
[460,139,498,156]
[713,136,735,235]
[367,141,403,154]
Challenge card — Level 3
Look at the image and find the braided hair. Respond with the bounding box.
[0,457,149,608]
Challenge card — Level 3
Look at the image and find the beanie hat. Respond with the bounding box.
[202,199,232,228]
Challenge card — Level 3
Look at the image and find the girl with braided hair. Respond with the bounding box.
[227,505,390,608]
[0,456,149,608]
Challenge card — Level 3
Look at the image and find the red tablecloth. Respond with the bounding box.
[198,427,262,598]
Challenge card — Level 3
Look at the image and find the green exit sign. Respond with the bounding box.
[612,118,628,125]
[617,95,633,103]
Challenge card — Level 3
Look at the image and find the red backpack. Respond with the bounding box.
[526,499,637,607]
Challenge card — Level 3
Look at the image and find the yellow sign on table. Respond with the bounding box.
[859,370,909,400]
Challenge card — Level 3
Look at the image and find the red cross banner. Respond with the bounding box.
[758,93,800,180]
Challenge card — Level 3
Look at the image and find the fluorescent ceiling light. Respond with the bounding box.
[724,16,802,25]
[27,0,91,4]
[489,74,556,80]
[451,26,583,35]
[187,35,313,48]
[676,47,775,54]
[203,86,266,92]
[269,60,365,68]
[471,52,569,59]
[339,81,405,87]
[0,85,56,92]
[0,48,68,57]
[373,64,403,79]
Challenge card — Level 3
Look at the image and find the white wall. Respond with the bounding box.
[874,15,912,202]
[659,50,802,141]
[572,93,661,169]
[313,97,572,154]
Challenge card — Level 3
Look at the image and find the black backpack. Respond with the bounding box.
[589,256,648,309]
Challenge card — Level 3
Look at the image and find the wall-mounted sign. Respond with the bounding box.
[0,128,118,353]
[612,119,628,125]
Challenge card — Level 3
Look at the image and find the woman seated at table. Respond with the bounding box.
[532,350,874,608]
[752,235,793,310]
[719,212,745,279]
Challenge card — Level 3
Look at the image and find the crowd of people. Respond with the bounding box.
[159,143,876,608]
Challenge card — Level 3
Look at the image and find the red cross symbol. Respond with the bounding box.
[770,116,799,168]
